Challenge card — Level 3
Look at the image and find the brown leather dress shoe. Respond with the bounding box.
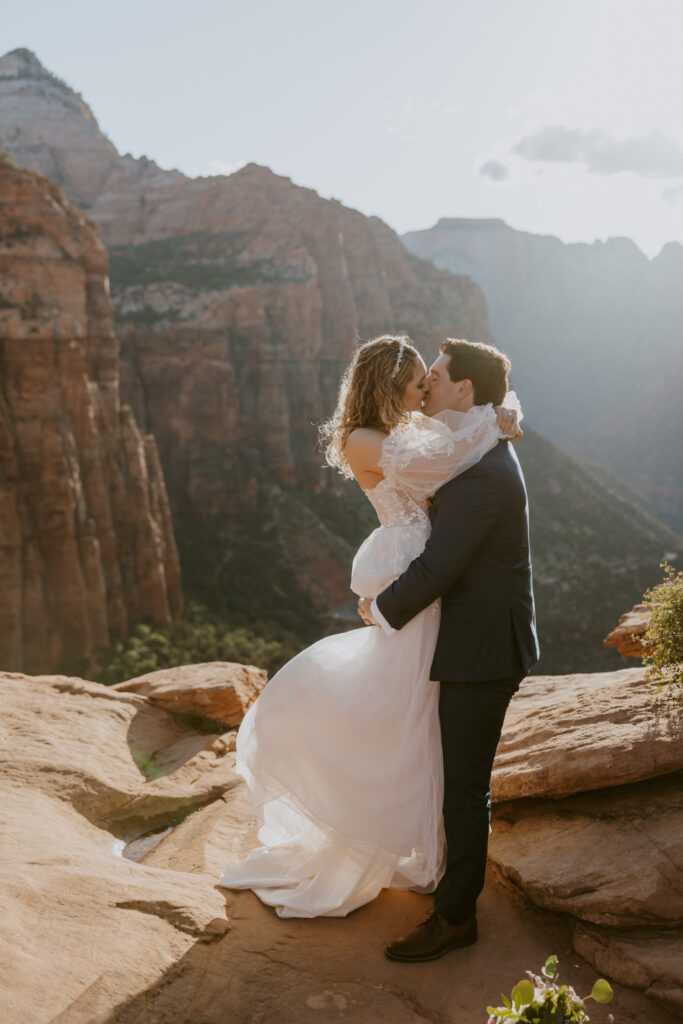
[384,911,477,962]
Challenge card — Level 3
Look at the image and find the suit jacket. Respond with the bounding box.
[375,439,539,682]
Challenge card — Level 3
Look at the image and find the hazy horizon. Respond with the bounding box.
[4,0,683,257]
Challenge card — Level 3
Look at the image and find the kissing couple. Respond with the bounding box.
[219,335,539,962]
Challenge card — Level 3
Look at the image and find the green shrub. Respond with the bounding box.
[642,562,683,697]
[96,601,302,685]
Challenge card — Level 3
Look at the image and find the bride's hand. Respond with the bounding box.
[495,407,523,441]
[357,597,377,626]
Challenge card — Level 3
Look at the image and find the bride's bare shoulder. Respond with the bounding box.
[344,428,386,489]
[345,426,386,454]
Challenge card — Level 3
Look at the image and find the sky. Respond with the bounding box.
[5,0,683,255]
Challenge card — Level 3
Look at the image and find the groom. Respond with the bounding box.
[359,338,539,962]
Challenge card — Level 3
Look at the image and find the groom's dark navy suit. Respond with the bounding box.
[375,437,539,923]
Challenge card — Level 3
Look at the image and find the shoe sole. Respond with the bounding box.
[383,935,477,963]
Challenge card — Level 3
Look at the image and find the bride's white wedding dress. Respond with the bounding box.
[219,399,520,917]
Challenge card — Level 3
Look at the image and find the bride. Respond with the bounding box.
[218,335,520,918]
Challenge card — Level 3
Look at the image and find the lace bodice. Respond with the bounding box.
[365,478,430,529]
[350,395,522,599]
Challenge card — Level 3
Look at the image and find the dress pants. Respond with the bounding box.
[434,671,524,923]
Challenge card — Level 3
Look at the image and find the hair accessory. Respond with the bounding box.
[391,340,406,378]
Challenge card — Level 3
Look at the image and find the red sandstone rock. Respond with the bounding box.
[573,924,683,1018]
[1,665,659,1024]
[112,661,267,728]
[0,158,182,673]
[603,604,652,657]
[492,668,683,801]
[489,772,683,1016]
[490,772,683,929]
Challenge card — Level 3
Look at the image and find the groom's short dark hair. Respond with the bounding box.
[440,339,510,405]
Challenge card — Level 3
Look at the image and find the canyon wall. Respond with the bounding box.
[0,157,182,673]
[109,163,493,498]
[0,47,493,646]
[106,164,493,638]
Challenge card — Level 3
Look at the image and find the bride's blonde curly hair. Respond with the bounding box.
[320,334,420,477]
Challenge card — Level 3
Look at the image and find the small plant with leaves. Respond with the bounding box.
[486,955,613,1023]
[642,562,683,698]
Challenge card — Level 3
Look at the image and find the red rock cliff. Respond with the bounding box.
[0,48,493,644]
[103,165,493,635]
[108,164,492,500]
[0,157,182,673]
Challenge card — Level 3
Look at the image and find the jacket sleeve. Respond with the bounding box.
[375,465,499,630]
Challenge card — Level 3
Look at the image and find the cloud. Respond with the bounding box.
[480,159,509,182]
[512,126,683,179]
[662,184,683,204]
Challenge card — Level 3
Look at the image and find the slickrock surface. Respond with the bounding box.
[604,604,651,657]
[0,670,234,1023]
[491,668,683,801]
[0,672,239,828]
[490,773,683,1016]
[490,773,683,929]
[112,661,267,728]
[1,666,673,1024]
[0,156,181,673]
[574,925,683,1020]
[489,669,683,1016]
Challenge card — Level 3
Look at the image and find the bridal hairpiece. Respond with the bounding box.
[391,340,406,378]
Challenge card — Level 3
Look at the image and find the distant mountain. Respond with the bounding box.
[403,218,683,532]
[0,47,184,208]
[0,47,678,674]
[515,427,678,672]
[569,348,683,532]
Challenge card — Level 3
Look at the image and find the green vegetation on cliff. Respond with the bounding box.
[97,601,301,684]
[109,231,311,295]
[176,479,374,644]
[95,480,376,684]
[642,563,683,697]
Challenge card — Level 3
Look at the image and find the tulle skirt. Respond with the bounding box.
[218,602,444,917]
